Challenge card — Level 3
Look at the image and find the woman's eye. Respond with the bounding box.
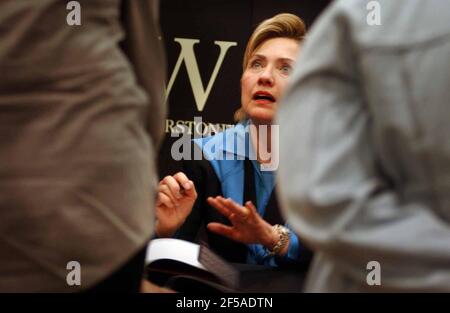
[280,65,292,75]
[250,61,262,69]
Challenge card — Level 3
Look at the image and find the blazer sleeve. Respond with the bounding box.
[174,144,249,263]
[172,156,209,242]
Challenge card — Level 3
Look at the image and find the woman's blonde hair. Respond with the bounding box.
[234,13,306,122]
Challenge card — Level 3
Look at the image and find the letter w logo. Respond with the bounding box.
[165,38,237,112]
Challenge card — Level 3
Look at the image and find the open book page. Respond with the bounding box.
[145,238,240,292]
[146,238,206,270]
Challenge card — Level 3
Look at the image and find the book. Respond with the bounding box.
[145,238,240,293]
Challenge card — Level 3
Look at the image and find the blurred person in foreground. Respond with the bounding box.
[277,0,450,292]
[0,0,166,292]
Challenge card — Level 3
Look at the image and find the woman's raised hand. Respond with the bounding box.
[206,196,282,252]
[155,172,197,237]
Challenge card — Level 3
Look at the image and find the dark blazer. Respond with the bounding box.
[175,145,312,268]
[176,155,249,263]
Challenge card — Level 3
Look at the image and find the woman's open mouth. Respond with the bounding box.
[252,91,275,105]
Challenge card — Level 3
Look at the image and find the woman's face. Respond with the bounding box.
[241,37,300,124]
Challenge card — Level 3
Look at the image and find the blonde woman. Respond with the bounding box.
[156,13,311,267]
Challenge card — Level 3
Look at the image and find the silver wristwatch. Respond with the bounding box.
[267,224,290,256]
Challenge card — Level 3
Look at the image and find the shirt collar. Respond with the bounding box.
[220,120,252,159]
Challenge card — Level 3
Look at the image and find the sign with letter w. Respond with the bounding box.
[165,38,237,112]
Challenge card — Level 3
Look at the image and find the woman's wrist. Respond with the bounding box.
[155,221,178,238]
[262,224,291,256]
[261,223,279,250]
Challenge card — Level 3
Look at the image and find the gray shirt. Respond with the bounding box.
[277,0,450,292]
[0,0,166,291]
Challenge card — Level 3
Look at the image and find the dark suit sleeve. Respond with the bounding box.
[173,145,248,263]
[173,156,208,242]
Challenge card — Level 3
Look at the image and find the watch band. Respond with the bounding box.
[267,224,290,256]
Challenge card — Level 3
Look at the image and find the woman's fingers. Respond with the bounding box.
[207,222,236,240]
[159,173,197,203]
[208,196,256,224]
[208,200,266,245]
[164,172,198,199]
[157,192,175,209]
[207,197,232,218]
[162,175,183,200]
[217,196,251,220]
[158,184,179,206]
[244,201,258,215]
[181,180,197,199]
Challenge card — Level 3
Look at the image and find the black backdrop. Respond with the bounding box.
[158,0,331,177]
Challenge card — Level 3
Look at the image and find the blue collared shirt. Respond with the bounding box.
[193,121,302,266]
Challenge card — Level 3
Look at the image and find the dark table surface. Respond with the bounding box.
[147,262,308,293]
[235,263,307,293]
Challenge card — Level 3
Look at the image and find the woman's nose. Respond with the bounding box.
[258,66,274,86]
